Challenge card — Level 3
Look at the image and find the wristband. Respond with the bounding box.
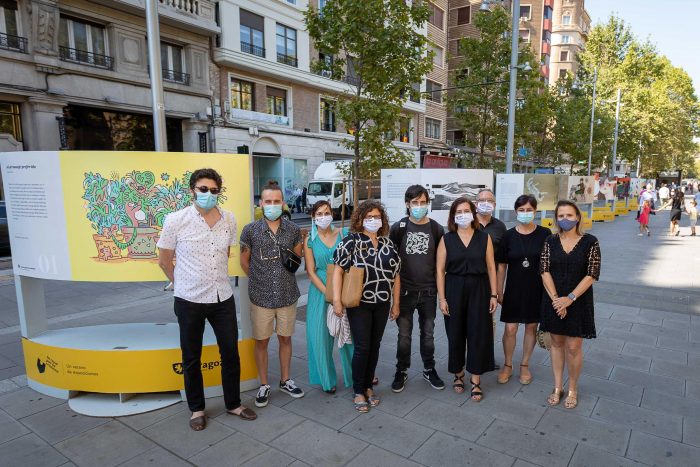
[490,294,498,298]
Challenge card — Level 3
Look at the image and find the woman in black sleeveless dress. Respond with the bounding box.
[437,197,498,401]
[540,201,601,410]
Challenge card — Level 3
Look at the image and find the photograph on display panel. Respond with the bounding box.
[567,176,597,203]
[523,174,568,211]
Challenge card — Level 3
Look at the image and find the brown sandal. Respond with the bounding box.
[227,407,257,420]
[189,415,206,431]
[453,372,465,394]
[547,388,564,406]
[564,390,578,409]
[519,364,532,385]
[497,364,513,384]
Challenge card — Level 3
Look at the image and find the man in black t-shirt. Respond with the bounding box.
[389,185,445,392]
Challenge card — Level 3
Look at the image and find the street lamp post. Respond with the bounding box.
[145,0,167,151]
[610,88,622,177]
[586,67,598,176]
[505,0,520,174]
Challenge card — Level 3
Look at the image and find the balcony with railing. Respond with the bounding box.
[241,42,265,58]
[59,46,114,70]
[229,107,290,126]
[0,33,28,53]
[98,0,218,34]
[162,69,191,85]
[277,53,298,67]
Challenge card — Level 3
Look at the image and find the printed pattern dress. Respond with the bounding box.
[306,228,353,391]
[539,233,601,338]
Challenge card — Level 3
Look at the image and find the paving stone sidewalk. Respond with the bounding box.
[0,211,699,466]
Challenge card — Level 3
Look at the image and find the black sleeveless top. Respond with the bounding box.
[444,229,488,276]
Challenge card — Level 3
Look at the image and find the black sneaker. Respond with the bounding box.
[391,370,408,393]
[423,368,445,390]
[255,384,270,407]
[279,379,305,398]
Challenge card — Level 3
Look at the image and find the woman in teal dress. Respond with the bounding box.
[304,201,353,393]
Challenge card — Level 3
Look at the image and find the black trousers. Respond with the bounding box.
[445,274,495,375]
[174,295,241,412]
[396,289,436,372]
[346,301,390,395]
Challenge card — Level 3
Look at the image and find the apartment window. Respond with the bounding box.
[562,14,571,25]
[560,50,569,62]
[457,6,470,25]
[410,82,421,103]
[0,1,26,52]
[398,117,410,143]
[561,34,570,44]
[320,98,336,132]
[276,23,297,67]
[231,78,254,111]
[318,52,334,78]
[319,0,326,9]
[544,6,553,20]
[519,29,530,43]
[266,87,287,116]
[346,56,359,86]
[456,67,470,80]
[542,53,550,66]
[425,80,442,104]
[58,16,111,69]
[425,118,441,139]
[519,5,531,20]
[286,0,296,4]
[0,102,22,142]
[431,45,443,67]
[543,30,551,42]
[559,69,568,80]
[428,2,444,30]
[240,10,264,57]
[160,43,189,85]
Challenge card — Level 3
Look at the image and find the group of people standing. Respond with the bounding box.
[158,168,602,430]
[638,183,698,237]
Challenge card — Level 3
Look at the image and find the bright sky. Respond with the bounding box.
[584,0,700,96]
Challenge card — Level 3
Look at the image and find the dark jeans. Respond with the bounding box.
[346,301,390,395]
[174,295,241,412]
[396,289,436,372]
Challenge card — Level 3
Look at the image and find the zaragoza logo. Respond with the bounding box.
[172,363,184,375]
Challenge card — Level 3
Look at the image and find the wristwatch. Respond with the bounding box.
[567,292,577,302]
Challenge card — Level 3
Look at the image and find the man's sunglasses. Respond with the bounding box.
[194,186,222,195]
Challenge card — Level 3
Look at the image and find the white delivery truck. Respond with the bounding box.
[306,161,381,219]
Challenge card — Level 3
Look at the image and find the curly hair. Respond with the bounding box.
[310,200,332,217]
[350,199,389,237]
[189,168,222,189]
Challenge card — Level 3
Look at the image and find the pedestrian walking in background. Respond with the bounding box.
[684,200,698,236]
[637,199,653,237]
[660,190,686,236]
[436,197,498,401]
[496,195,550,386]
[332,200,401,413]
[389,185,445,393]
[658,184,670,208]
[304,201,353,394]
[240,183,305,408]
[158,168,257,431]
[301,186,308,213]
[540,200,601,410]
[294,186,303,213]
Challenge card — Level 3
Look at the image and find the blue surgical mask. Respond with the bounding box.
[517,212,535,224]
[410,206,428,220]
[195,192,217,210]
[557,218,578,232]
[263,205,283,221]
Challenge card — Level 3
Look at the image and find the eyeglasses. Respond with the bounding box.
[195,186,221,195]
[364,215,382,220]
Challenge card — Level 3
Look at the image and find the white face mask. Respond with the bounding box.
[314,215,333,229]
[476,201,494,215]
[363,218,382,233]
[455,213,474,227]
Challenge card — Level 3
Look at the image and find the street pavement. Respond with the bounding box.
[0,208,700,466]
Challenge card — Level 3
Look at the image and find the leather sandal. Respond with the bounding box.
[564,390,578,409]
[470,378,483,402]
[353,394,369,413]
[497,364,513,384]
[227,407,257,421]
[519,364,532,385]
[453,372,465,394]
[547,388,564,406]
[189,415,206,431]
[365,390,380,407]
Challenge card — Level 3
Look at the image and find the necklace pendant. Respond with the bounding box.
[522,258,530,268]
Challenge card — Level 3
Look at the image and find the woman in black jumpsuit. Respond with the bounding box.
[437,197,498,401]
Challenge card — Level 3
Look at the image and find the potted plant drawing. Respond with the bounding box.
[116,170,163,260]
[82,172,130,261]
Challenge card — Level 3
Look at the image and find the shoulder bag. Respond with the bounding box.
[325,233,364,308]
[267,231,302,274]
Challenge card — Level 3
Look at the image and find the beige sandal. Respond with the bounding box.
[519,364,532,385]
[547,388,564,406]
[497,364,513,384]
[564,390,578,409]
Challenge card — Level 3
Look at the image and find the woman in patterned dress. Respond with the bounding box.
[540,200,601,409]
[332,200,401,413]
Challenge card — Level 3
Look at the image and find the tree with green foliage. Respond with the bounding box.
[305,0,434,204]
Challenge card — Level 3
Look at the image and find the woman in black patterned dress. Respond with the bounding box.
[333,200,401,413]
[540,200,601,410]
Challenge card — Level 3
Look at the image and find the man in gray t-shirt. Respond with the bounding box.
[389,185,445,393]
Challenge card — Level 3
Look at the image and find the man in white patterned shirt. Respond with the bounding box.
[157,168,256,431]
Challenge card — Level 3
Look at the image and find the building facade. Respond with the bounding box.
[0,0,218,158]
[549,0,590,83]
[212,0,434,199]
[518,0,553,82]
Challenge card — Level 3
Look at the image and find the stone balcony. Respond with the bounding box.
[92,0,220,35]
